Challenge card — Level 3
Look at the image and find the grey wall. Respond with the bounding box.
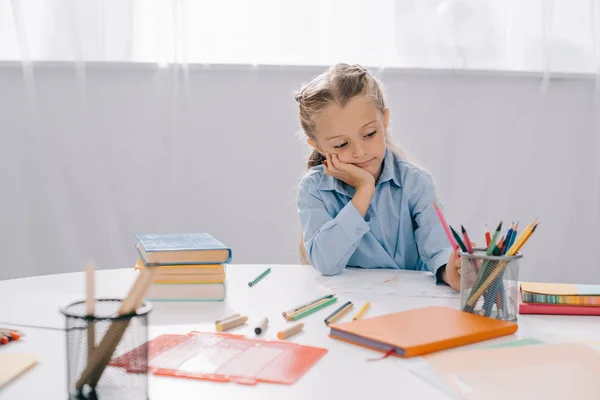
[1,63,598,284]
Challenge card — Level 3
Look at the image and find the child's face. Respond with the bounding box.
[309,96,390,181]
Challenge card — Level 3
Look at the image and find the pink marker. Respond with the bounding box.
[433,202,458,251]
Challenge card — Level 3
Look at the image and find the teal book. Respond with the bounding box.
[135,232,232,266]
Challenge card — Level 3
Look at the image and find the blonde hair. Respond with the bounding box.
[294,63,403,264]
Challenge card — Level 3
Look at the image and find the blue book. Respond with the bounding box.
[135,232,232,266]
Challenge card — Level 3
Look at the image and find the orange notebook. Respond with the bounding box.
[329,306,518,358]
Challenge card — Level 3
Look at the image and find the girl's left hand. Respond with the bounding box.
[444,241,476,291]
[444,250,462,291]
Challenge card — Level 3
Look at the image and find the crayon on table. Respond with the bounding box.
[215,313,241,325]
[0,330,21,341]
[216,316,248,332]
[290,297,338,321]
[287,297,334,320]
[254,318,269,335]
[282,294,334,317]
[324,301,353,326]
[248,268,271,287]
[277,322,304,340]
[353,302,370,321]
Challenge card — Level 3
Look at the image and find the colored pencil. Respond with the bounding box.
[467,222,503,308]
[482,237,505,316]
[290,297,338,321]
[353,302,370,321]
[507,219,538,255]
[324,301,353,325]
[433,202,458,251]
[248,268,271,287]
[485,225,491,247]
[508,221,519,250]
[461,225,474,254]
[287,297,332,320]
[486,222,502,255]
[282,294,335,317]
[502,223,514,255]
[450,225,468,253]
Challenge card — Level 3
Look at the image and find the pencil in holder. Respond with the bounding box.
[61,298,152,400]
[459,248,522,322]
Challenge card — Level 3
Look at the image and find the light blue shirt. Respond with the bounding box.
[297,147,453,278]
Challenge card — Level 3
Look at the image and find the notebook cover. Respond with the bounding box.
[134,258,226,271]
[135,233,232,265]
[518,291,600,315]
[135,259,226,283]
[0,354,38,388]
[329,306,518,358]
[424,342,600,400]
[520,282,600,296]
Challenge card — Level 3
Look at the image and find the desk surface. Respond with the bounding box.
[1,264,599,400]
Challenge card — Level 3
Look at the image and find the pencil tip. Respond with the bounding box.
[496,221,502,231]
[461,225,466,233]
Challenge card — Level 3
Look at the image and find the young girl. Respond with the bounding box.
[294,63,461,290]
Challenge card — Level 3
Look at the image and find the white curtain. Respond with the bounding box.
[1,0,600,282]
[1,0,599,74]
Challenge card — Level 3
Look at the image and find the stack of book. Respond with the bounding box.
[519,282,600,315]
[134,232,231,302]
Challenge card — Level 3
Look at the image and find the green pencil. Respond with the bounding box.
[486,221,502,255]
[291,297,338,320]
[450,225,468,253]
[248,268,271,287]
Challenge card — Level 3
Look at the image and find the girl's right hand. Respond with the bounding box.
[323,153,375,190]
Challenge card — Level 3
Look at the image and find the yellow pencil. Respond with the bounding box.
[506,218,538,255]
[353,302,370,321]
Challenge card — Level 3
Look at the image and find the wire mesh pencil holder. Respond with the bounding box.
[459,248,522,322]
[61,298,152,400]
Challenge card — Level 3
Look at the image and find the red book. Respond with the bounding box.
[519,291,600,316]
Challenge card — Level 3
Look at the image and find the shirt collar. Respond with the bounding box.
[376,147,402,188]
[316,147,401,197]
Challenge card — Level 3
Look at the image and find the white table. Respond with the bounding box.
[1,265,599,400]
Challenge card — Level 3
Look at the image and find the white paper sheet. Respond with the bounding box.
[317,268,459,298]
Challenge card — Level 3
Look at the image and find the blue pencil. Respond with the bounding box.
[324,301,352,325]
[502,223,514,255]
[508,221,519,251]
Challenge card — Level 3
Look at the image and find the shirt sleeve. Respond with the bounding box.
[407,169,453,280]
[297,174,370,276]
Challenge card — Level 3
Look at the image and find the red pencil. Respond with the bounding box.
[485,225,491,247]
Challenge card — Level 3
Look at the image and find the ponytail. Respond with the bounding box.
[307,149,325,168]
